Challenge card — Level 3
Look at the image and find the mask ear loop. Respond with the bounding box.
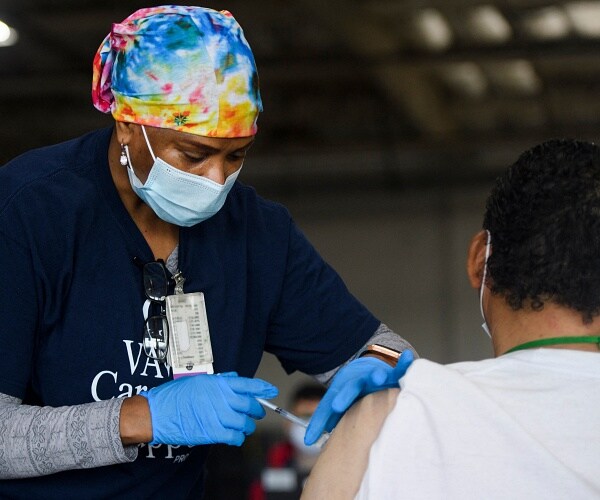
[124,144,134,172]
[121,125,156,184]
[141,125,157,162]
[479,230,492,338]
[124,125,156,176]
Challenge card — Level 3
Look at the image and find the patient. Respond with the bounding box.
[302,139,600,499]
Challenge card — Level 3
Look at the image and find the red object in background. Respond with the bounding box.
[248,442,295,500]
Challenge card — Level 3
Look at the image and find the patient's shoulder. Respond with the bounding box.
[344,388,400,429]
[301,389,400,500]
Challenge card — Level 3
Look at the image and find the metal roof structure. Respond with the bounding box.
[1,0,599,193]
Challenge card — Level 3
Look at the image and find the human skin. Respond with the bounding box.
[108,122,254,262]
[301,389,399,499]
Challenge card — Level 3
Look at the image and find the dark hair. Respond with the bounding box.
[483,138,600,322]
[290,383,326,405]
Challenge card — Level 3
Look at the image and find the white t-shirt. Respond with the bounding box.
[356,349,600,499]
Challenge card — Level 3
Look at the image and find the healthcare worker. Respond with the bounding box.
[0,6,415,498]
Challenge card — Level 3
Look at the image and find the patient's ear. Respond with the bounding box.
[467,230,489,289]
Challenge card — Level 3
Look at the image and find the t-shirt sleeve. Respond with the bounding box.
[265,219,379,375]
[0,228,38,398]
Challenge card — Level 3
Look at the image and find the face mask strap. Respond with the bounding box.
[479,230,492,338]
[141,125,157,162]
[124,144,134,172]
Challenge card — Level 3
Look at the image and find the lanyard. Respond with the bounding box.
[506,336,600,354]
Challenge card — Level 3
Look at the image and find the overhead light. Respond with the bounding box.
[414,8,453,51]
[522,7,571,40]
[0,20,18,47]
[441,62,488,98]
[467,5,512,43]
[486,60,541,95]
[565,1,600,37]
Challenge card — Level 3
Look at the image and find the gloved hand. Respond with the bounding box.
[140,372,278,447]
[304,350,414,445]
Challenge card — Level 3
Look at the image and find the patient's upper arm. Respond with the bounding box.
[301,388,399,500]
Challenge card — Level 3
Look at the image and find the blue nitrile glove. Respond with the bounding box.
[140,372,278,447]
[304,350,414,445]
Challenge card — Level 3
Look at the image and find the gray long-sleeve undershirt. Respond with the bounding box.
[312,322,418,386]
[0,323,415,479]
[0,393,137,479]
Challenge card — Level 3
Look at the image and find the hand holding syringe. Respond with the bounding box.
[257,398,331,448]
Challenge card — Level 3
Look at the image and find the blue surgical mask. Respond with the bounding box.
[479,230,492,338]
[124,125,241,227]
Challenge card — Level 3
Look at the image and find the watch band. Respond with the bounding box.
[359,344,401,365]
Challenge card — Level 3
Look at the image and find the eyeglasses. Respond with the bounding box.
[142,260,170,362]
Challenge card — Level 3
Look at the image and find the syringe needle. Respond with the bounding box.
[256,397,331,448]
[256,397,309,428]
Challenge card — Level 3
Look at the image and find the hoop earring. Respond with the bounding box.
[119,144,128,167]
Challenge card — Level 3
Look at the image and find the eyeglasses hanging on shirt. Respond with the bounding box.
[141,259,171,362]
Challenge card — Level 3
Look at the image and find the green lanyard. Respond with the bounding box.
[506,336,600,354]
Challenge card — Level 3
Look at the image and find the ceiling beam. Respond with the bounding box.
[297,0,458,137]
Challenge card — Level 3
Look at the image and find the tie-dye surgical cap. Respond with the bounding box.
[92,5,262,137]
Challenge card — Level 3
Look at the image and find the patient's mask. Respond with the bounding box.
[479,230,492,338]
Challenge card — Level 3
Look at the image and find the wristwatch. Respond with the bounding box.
[359,344,402,365]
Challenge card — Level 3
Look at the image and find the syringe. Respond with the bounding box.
[256,398,330,448]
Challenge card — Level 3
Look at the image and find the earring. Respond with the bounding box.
[119,144,128,167]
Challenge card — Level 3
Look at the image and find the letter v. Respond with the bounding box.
[123,340,144,375]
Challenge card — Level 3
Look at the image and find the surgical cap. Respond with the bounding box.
[92,5,262,137]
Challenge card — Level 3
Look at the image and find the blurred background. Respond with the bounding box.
[1,0,599,497]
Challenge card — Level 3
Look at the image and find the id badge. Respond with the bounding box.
[165,292,214,378]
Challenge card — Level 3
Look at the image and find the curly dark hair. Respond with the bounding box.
[483,138,600,322]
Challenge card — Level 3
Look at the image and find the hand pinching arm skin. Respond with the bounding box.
[305,350,414,446]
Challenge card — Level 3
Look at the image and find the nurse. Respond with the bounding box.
[0,6,415,498]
